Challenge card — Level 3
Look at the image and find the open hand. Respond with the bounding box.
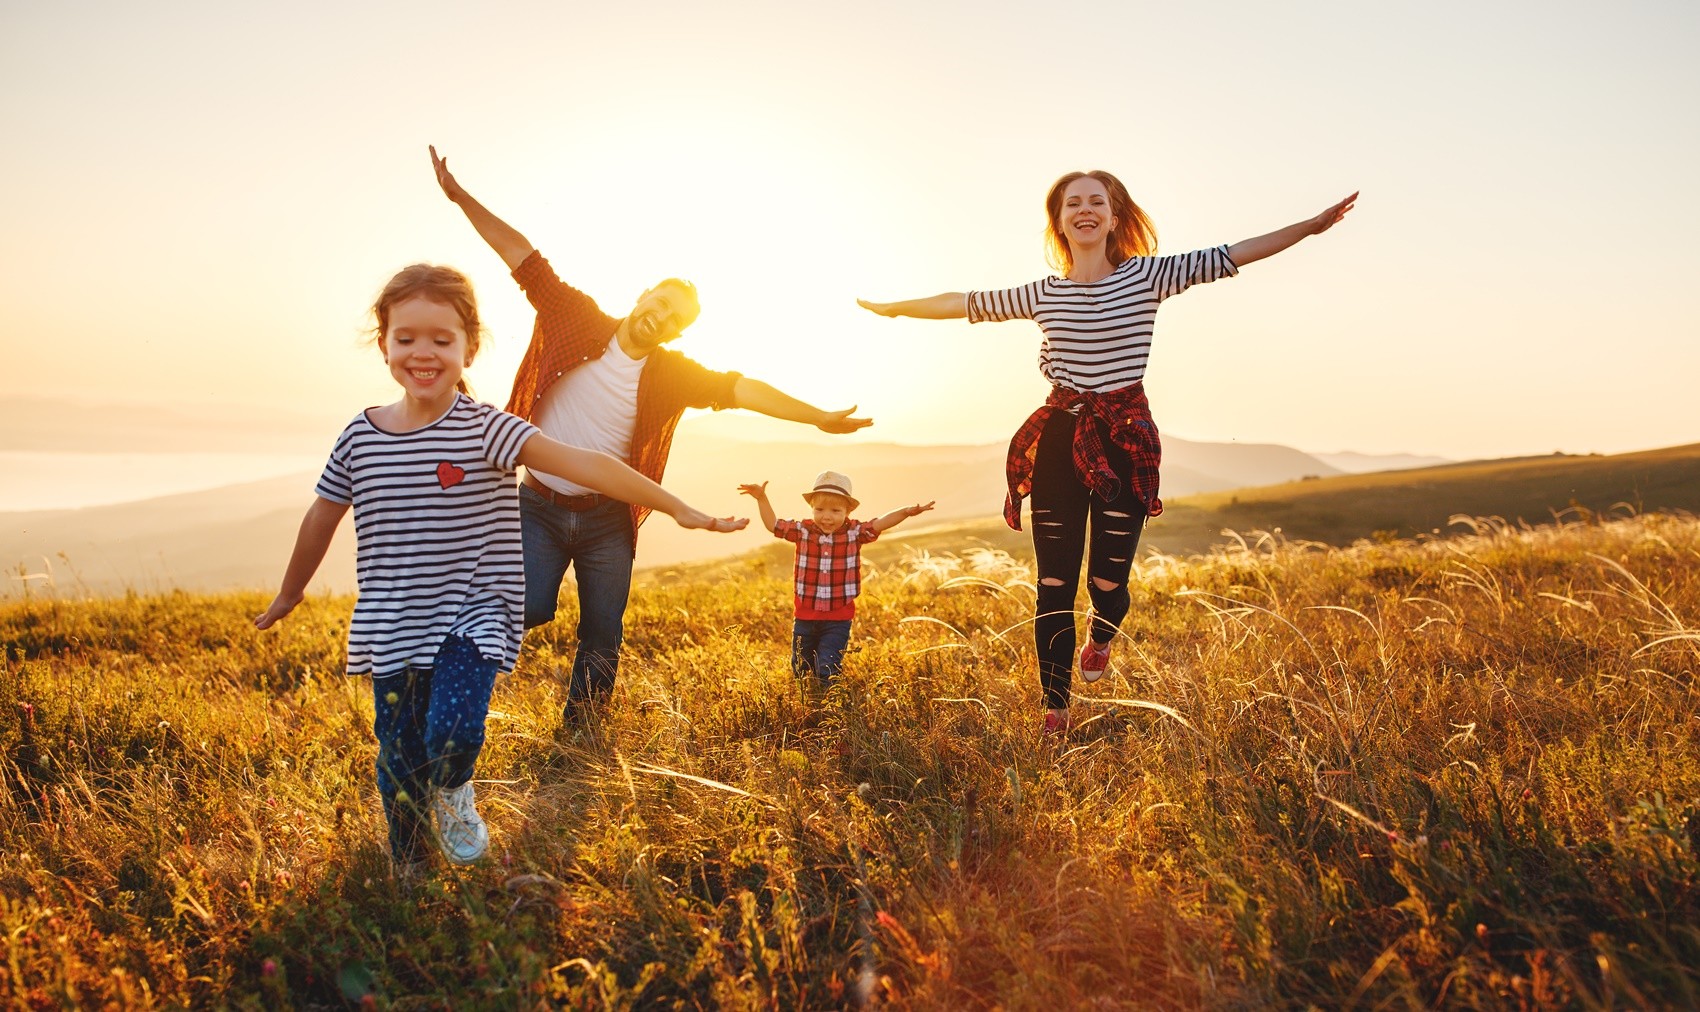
[816,407,872,434]
[677,509,749,533]
[429,145,468,203]
[737,482,770,500]
[254,591,302,630]
[856,299,899,318]
[907,501,936,518]
[1309,191,1358,235]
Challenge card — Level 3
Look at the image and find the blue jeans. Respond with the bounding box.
[792,618,852,687]
[520,487,634,705]
[372,634,499,863]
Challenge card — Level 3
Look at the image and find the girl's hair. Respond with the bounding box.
[371,264,485,395]
[1043,170,1158,275]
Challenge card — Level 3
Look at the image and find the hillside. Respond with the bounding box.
[2,429,1352,596]
[660,441,1700,584]
[3,510,1696,1006]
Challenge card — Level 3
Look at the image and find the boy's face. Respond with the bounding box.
[810,494,850,534]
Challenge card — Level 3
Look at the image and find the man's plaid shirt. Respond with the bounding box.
[1004,382,1163,530]
[773,519,881,617]
[505,251,741,546]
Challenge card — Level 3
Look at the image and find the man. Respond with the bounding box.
[429,146,872,721]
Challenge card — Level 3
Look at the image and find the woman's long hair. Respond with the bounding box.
[1043,170,1158,276]
[371,264,484,395]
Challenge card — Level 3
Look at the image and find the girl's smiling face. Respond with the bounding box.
[382,295,470,404]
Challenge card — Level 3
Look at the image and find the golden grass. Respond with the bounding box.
[2,511,1698,1007]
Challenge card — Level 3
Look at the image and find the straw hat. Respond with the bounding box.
[802,470,859,511]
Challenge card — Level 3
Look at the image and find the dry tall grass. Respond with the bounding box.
[2,512,1697,1008]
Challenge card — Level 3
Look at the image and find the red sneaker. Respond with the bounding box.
[1041,711,1071,737]
[1079,640,1111,683]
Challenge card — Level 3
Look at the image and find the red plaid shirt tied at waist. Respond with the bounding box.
[1004,383,1163,531]
[773,518,881,617]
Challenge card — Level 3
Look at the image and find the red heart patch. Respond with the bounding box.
[436,461,466,489]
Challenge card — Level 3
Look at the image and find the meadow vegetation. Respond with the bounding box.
[2,509,1698,1008]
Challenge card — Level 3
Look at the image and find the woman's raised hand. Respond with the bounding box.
[1309,192,1359,235]
[857,298,900,317]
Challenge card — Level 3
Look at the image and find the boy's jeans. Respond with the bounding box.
[519,489,635,705]
[792,618,852,687]
[372,634,499,863]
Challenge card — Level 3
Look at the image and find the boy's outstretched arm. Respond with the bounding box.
[869,500,935,533]
[430,145,538,272]
[519,435,747,532]
[737,482,780,533]
[255,496,350,629]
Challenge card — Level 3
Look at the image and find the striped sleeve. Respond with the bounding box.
[313,423,358,504]
[966,281,1043,324]
[1150,244,1239,300]
[482,407,541,470]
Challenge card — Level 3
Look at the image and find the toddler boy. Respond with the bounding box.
[739,471,934,686]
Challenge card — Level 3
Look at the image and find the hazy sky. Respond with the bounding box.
[5,0,1697,461]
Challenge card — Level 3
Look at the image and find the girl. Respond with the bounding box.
[256,263,745,873]
[860,173,1355,736]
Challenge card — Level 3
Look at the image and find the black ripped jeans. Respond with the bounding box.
[1029,409,1149,710]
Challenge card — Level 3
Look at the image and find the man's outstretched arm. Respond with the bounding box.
[430,145,537,272]
[731,377,872,434]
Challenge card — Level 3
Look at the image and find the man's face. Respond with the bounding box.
[626,280,700,351]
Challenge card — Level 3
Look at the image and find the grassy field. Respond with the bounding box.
[3,507,1698,1007]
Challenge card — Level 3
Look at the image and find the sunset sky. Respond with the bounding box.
[5,0,1698,468]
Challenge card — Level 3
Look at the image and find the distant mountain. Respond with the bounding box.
[1310,450,1452,474]
[0,429,1348,596]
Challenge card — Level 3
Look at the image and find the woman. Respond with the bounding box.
[860,171,1355,735]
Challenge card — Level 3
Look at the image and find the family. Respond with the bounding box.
[255,147,1355,872]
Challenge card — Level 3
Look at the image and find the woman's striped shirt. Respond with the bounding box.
[967,245,1238,392]
[315,394,539,678]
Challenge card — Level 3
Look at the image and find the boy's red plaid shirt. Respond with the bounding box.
[774,519,881,613]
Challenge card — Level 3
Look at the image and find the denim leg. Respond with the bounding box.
[792,619,821,681]
[1084,475,1147,646]
[567,500,635,704]
[373,671,431,863]
[812,620,853,686]
[421,634,500,792]
[520,486,573,631]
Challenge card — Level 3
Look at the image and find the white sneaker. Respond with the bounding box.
[431,781,489,864]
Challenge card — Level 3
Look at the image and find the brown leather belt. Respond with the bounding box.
[523,472,607,511]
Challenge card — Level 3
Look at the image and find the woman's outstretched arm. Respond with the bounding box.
[1226,192,1358,268]
[430,145,538,271]
[857,293,968,320]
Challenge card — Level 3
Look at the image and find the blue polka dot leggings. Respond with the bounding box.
[371,634,499,863]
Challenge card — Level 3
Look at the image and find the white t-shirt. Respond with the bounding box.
[315,394,539,677]
[527,334,643,495]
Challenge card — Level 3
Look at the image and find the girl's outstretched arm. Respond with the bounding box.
[1226,192,1358,267]
[857,293,968,320]
[869,500,935,533]
[255,496,350,629]
[737,482,780,533]
[430,145,538,271]
[518,436,748,532]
